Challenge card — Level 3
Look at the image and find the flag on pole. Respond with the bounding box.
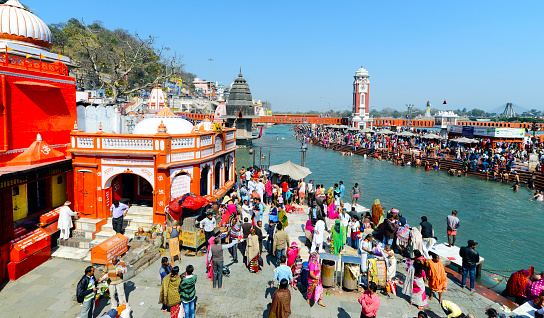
[58,54,63,61]
[26,54,31,59]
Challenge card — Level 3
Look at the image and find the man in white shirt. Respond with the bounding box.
[245,169,252,186]
[58,201,78,240]
[200,213,217,249]
[255,179,265,201]
[311,219,325,253]
[339,209,350,249]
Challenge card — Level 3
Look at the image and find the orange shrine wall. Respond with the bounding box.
[0,66,76,164]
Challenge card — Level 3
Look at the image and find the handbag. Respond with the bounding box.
[258,255,264,267]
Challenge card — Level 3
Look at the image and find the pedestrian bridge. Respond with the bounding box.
[177,113,534,130]
[177,113,349,125]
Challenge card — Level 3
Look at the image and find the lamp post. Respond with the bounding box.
[208,57,213,114]
[406,104,413,129]
[301,142,308,167]
[530,119,542,153]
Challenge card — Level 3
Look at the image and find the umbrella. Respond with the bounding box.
[269,160,312,180]
[450,137,476,144]
[396,131,416,137]
[421,133,444,140]
[360,127,375,133]
[378,129,395,135]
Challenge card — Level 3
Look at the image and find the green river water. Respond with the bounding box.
[235,124,542,290]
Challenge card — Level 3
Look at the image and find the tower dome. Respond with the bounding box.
[0,0,53,50]
[355,66,369,77]
[226,68,254,117]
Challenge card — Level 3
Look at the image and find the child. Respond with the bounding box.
[362,217,372,230]
[285,189,293,205]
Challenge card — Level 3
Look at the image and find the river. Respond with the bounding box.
[235,124,542,290]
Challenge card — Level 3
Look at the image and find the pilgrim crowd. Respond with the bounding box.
[74,155,544,318]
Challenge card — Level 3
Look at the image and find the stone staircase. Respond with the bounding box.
[53,218,106,262]
[90,205,154,248]
[52,205,155,262]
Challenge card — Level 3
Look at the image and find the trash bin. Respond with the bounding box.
[321,259,335,287]
[301,261,309,288]
[342,263,359,290]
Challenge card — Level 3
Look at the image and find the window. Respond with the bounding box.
[12,186,19,196]
[57,176,63,184]
[27,179,47,215]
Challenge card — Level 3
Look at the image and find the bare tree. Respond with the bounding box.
[64,19,184,103]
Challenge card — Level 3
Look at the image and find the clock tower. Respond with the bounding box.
[352,66,370,128]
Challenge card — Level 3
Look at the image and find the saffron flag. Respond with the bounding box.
[58,54,63,59]
[5,47,12,51]
[26,54,31,59]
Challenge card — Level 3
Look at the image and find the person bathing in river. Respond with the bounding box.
[530,190,544,201]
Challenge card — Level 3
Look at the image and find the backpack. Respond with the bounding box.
[76,276,88,303]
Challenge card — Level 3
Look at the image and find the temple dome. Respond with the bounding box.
[0,0,53,50]
[132,107,194,135]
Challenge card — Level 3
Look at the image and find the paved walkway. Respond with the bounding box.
[0,206,506,318]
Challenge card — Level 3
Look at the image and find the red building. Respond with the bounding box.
[0,0,76,282]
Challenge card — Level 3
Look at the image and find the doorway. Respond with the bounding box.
[200,166,209,196]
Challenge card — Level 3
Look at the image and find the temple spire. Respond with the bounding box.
[239,67,242,77]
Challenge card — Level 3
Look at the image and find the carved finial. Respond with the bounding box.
[157,120,167,133]
[238,67,242,77]
[73,121,78,131]
[98,122,103,131]
[36,133,42,141]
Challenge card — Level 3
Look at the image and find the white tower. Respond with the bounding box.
[352,66,370,128]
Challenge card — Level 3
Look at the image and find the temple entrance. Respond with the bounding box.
[214,161,222,190]
[107,173,153,208]
[200,166,209,196]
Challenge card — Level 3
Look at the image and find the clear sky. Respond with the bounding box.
[29,0,544,113]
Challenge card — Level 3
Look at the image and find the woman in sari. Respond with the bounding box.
[426,252,447,303]
[307,252,326,307]
[371,199,384,227]
[206,236,216,281]
[330,219,344,255]
[246,228,261,273]
[402,259,428,310]
[265,180,273,205]
[287,242,301,289]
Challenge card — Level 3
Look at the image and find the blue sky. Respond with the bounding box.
[30,0,544,113]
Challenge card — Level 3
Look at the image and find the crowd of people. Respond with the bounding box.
[73,139,543,317]
[294,124,544,199]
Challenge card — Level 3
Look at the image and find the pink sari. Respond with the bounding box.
[287,243,299,267]
[328,203,338,219]
[206,237,215,281]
